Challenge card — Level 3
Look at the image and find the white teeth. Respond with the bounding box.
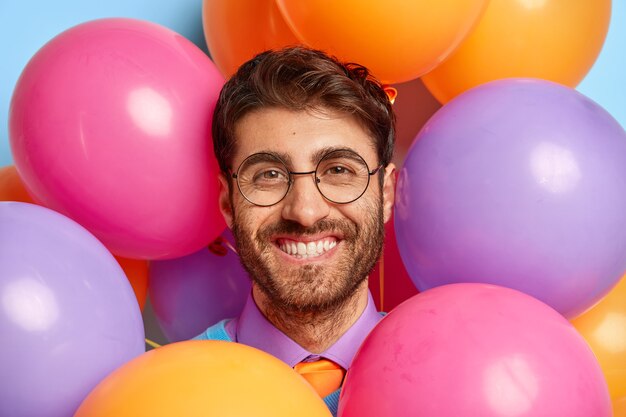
[278,238,338,259]
[297,242,307,255]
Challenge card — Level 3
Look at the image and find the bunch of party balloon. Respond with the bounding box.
[2,0,625,416]
[1,17,256,417]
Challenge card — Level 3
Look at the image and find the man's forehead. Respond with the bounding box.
[231,107,378,165]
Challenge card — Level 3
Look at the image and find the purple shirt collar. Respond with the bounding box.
[224,291,382,370]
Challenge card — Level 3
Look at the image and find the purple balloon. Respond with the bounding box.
[149,230,251,342]
[395,78,626,319]
[0,202,145,417]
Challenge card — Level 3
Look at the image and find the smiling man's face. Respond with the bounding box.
[219,106,395,313]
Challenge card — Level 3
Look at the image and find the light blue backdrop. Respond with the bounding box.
[578,2,626,132]
[0,2,624,166]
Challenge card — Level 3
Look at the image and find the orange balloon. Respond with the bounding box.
[275,0,488,84]
[203,0,300,78]
[615,397,626,417]
[421,0,611,103]
[115,256,149,311]
[572,275,626,400]
[0,165,33,203]
[74,340,332,417]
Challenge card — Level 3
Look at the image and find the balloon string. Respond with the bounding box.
[145,338,161,349]
[379,250,385,312]
[223,239,238,255]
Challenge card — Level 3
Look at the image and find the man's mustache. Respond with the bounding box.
[256,219,358,242]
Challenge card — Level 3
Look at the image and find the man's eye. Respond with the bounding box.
[254,169,286,182]
[326,166,353,175]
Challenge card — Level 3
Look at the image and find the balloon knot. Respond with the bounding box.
[208,236,228,256]
[383,86,397,104]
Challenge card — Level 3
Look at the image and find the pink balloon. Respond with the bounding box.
[9,18,225,259]
[339,283,611,417]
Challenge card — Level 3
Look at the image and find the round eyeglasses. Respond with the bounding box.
[231,150,383,207]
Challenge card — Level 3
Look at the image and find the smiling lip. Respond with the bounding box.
[274,235,340,259]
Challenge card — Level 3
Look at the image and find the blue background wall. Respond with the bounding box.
[577,2,626,132]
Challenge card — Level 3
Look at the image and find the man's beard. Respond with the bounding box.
[231,198,385,314]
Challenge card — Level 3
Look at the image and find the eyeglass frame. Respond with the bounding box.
[230,150,384,207]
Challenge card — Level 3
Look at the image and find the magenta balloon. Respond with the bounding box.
[0,202,145,417]
[395,78,626,318]
[9,18,225,259]
[339,283,611,417]
[149,230,251,342]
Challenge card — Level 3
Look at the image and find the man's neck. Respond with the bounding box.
[252,281,369,354]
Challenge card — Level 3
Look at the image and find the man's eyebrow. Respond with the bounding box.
[310,146,360,164]
[250,150,293,166]
[247,146,364,169]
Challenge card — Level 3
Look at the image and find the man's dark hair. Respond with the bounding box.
[211,46,395,174]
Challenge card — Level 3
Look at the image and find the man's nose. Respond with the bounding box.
[281,174,331,227]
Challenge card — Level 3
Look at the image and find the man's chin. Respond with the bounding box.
[255,273,363,313]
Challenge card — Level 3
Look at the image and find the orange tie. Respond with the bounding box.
[294,359,346,398]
